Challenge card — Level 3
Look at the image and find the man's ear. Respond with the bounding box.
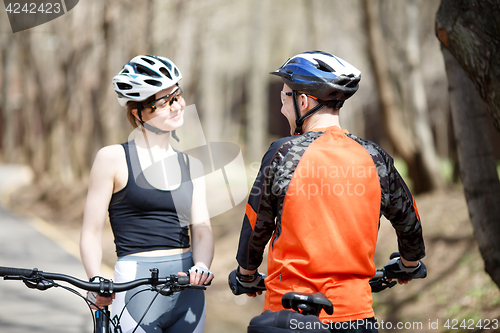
[298,94,310,115]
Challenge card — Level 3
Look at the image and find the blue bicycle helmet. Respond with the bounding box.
[270,51,361,134]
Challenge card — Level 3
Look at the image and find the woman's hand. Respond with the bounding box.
[178,265,214,285]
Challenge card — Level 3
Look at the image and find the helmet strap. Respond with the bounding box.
[137,103,144,123]
[292,90,325,135]
[136,103,180,142]
[292,90,303,135]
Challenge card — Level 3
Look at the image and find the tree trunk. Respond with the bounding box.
[363,0,416,163]
[406,0,443,191]
[436,0,500,132]
[441,46,500,289]
[363,0,441,194]
[18,31,47,178]
[246,0,269,162]
[0,36,17,162]
[437,0,500,289]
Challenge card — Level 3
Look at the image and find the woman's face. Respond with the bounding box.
[137,85,186,131]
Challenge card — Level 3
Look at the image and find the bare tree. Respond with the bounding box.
[405,0,443,191]
[0,33,19,163]
[246,0,270,162]
[436,0,500,289]
[363,0,442,194]
[0,0,451,197]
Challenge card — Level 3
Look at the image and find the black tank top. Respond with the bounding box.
[108,141,192,257]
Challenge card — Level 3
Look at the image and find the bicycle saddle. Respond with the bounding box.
[281,292,333,316]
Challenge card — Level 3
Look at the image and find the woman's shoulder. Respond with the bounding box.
[94,144,127,165]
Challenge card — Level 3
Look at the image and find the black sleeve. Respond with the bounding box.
[379,150,426,261]
[236,137,291,270]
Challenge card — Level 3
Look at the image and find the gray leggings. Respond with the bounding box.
[112,251,206,333]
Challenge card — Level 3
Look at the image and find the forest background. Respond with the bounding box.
[1,0,500,332]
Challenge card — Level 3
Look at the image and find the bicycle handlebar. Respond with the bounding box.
[373,270,385,279]
[1,265,208,333]
[229,252,427,295]
[0,266,38,278]
[0,266,203,295]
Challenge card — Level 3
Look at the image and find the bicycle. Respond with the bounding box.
[0,265,207,333]
[228,252,427,332]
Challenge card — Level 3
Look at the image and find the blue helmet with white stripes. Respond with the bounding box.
[270,51,361,102]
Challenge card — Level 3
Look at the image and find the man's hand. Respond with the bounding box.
[384,256,426,284]
[228,266,266,297]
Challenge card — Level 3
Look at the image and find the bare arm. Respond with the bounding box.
[188,156,214,285]
[79,146,118,279]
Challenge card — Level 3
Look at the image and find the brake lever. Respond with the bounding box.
[154,282,206,296]
[4,274,55,291]
[369,276,397,293]
[24,278,55,291]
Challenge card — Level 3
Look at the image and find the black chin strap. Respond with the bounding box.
[137,104,180,142]
[292,90,325,135]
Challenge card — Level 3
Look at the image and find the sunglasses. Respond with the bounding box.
[145,86,183,110]
[280,91,293,104]
[281,90,318,104]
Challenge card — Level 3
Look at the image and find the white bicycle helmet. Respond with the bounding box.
[112,55,182,107]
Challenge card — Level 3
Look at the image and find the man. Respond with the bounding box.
[231,51,426,332]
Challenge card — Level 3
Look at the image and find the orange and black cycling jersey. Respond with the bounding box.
[236,126,424,322]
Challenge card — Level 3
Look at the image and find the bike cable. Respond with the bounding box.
[131,284,167,333]
[40,277,100,333]
[116,288,150,327]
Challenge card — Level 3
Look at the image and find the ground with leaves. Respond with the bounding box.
[8,182,500,333]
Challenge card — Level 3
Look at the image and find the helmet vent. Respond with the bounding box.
[135,64,160,77]
[336,77,351,86]
[117,82,133,90]
[314,58,335,73]
[126,93,140,97]
[347,77,360,88]
[160,67,172,79]
[141,57,155,65]
[145,79,162,87]
[174,68,180,77]
[157,58,172,70]
[122,69,129,74]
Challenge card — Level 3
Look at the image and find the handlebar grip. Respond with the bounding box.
[177,275,190,285]
[228,269,266,295]
[385,262,427,280]
[0,266,37,277]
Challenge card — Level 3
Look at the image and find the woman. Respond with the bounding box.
[80,55,214,333]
